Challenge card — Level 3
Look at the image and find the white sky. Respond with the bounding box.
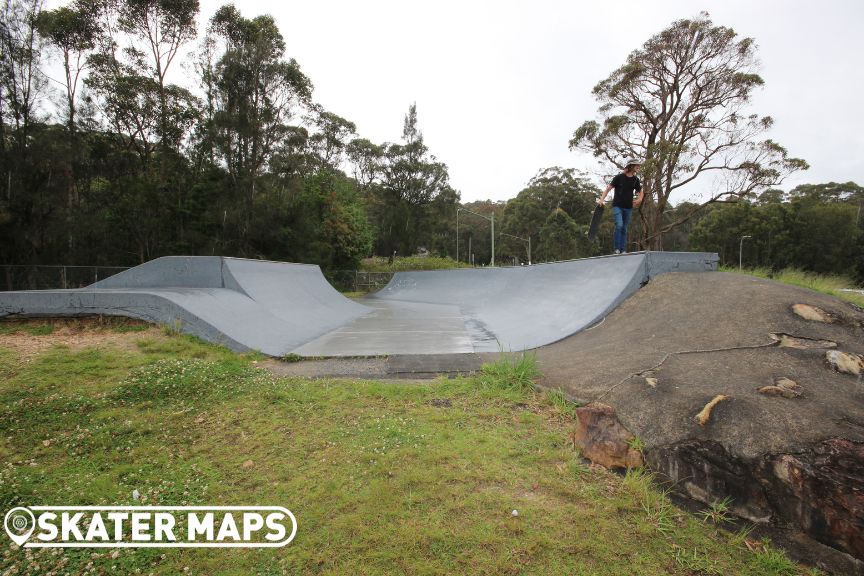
[55,0,864,203]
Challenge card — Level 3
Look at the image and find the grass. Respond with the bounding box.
[0,328,821,575]
[478,351,540,393]
[724,266,864,308]
[360,255,470,273]
[698,496,734,525]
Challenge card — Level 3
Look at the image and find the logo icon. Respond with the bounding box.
[4,507,35,546]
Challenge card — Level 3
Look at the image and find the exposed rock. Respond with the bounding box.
[792,303,835,323]
[825,350,864,376]
[644,377,658,388]
[649,438,864,574]
[770,333,837,349]
[766,439,864,561]
[758,377,803,399]
[573,403,644,470]
[695,394,728,426]
[648,440,772,524]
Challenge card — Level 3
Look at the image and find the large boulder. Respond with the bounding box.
[572,403,644,470]
[534,272,864,575]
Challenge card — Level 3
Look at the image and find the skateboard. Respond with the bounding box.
[587,204,604,242]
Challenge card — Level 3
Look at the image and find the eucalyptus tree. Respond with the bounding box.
[377,103,452,255]
[205,5,313,251]
[35,0,99,139]
[118,0,198,162]
[0,0,46,169]
[570,12,807,249]
[0,0,48,262]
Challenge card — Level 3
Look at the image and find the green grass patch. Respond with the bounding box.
[478,351,540,393]
[0,336,818,575]
[0,321,55,336]
[360,255,470,272]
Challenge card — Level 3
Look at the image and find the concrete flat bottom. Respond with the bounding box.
[294,299,475,356]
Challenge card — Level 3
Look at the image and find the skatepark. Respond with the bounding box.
[0,252,718,356]
[2,253,864,573]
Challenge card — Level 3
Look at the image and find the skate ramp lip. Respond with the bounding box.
[0,252,718,356]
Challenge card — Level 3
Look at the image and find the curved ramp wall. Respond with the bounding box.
[373,252,718,352]
[0,252,717,356]
[0,256,371,356]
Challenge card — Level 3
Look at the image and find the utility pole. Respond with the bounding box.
[457,208,496,266]
[739,235,752,270]
[500,232,531,265]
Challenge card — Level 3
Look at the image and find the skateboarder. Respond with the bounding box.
[597,158,643,254]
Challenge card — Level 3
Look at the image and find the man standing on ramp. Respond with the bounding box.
[596,158,644,254]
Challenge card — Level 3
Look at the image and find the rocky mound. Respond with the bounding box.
[536,272,864,575]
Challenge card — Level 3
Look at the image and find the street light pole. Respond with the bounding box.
[739,235,752,270]
[500,232,531,265]
[491,213,495,267]
[456,209,460,263]
[457,208,496,266]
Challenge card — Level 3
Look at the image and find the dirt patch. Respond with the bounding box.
[0,317,161,359]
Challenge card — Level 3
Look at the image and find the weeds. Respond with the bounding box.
[544,387,577,416]
[161,318,184,336]
[698,496,733,525]
[623,468,676,535]
[627,435,647,453]
[360,255,469,272]
[479,351,539,392]
[749,545,797,575]
[673,547,722,575]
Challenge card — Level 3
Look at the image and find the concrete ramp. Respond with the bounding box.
[0,256,371,356]
[296,252,718,354]
[0,252,717,356]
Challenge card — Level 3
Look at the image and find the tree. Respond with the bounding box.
[346,137,384,189]
[118,0,198,163]
[690,183,864,279]
[373,103,454,256]
[206,5,313,252]
[500,167,599,258]
[35,0,99,138]
[537,208,587,262]
[570,12,807,250]
[308,108,355,172]
[0,0,49,262]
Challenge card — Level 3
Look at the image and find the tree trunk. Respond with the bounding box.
[639,199,664,251]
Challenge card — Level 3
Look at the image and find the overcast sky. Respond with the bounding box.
[186,1,861,202]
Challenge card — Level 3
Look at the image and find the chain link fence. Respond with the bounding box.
[324,270,394,293]
[0,265,130,291]
[1,265,393,294]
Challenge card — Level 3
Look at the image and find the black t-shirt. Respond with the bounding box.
[610,173,642,209]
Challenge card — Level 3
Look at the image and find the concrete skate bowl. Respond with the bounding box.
[538,271,864,574]
[0,252,718,356]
